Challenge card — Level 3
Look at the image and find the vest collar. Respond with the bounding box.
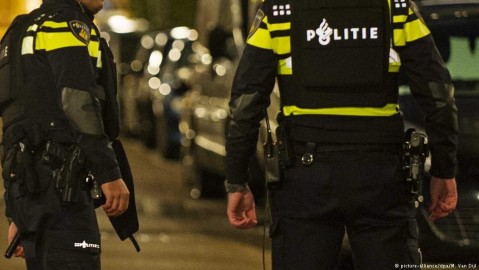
[41,0,95,19]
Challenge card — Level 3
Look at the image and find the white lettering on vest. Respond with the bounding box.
[306,18,379,46]
[306,30,316,41]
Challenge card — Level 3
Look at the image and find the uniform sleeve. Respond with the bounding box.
[38,15,121,184]
[225,5,277,184]
[396,3,458,179]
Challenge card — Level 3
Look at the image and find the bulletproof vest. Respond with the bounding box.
[0,15,28,124]
[0,6,62,129]
[289,0,393,108]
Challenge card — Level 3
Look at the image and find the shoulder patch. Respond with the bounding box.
[69,20,90,44]
[248,8,265,40]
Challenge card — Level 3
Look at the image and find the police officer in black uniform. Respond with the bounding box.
[225,0,458,269]
[0,0,129,269]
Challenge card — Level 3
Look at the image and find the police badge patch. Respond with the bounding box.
[69,20,91,44]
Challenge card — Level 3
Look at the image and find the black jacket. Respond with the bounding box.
[225,0,458,184]
[5,0,121,184]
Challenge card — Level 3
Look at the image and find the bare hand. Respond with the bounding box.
[428,177,457,221]
[8,222,24,258]
[227,190,257,230]
[101,178,130,217]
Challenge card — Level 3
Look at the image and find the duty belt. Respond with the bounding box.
[293,141,401,166]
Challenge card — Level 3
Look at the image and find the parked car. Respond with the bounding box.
[119,30,169,145]
[179,0,269,198]
[120,27,204,160]
[180,32,248,198]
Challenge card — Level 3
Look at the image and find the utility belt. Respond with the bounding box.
[271,124,401,168]
[2,125,101,204]
[264,124,429,200]
[41,141,101,203]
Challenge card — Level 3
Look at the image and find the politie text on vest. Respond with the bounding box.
[307,18,379,46]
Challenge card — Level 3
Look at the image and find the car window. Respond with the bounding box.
[446,36,479,90]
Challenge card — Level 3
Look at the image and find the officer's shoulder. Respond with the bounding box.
[262,0,291,23]
[39,5,88,24]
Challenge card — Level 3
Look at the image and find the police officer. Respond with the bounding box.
[1,0,129,269]
[225,0,458,269]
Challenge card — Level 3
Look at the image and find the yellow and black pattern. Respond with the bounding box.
[21,13,100,63]
[244,0,432,117]
[249,0,431,76]
[391,0,430,47]
[227,0,457,183]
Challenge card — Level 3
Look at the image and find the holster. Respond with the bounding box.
[264,139,281,185]
[1,138,57,235]
[41,142,86,203]
[263,123,297,188]
[276,124,296,169]
[402,129,429,201]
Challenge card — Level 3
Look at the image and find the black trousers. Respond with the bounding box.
[268,150,420,270]
[14,161,101,270]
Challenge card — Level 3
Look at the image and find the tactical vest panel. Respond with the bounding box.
[0,32,11,107]
[0,6,67,130]
[0,15,27,111]
[290,0,392,108]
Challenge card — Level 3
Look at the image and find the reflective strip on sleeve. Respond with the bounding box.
[404,18,430,43]
[268,22,290,32]
[278,57,292,75]
[393,28,406,46]
[394,8,430,46]
[96,49,102,68]
[247,27,273,49]
[271,36,290,55]
[388,48,401,72]
[42,21,68,29]
[26,24,39,32]
[393,15,408,23]
[283,103,399,117]
[88,40,100,58]
[35,31,86,51]
[21,36,35,55]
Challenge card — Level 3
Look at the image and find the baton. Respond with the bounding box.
[4,232,21,259]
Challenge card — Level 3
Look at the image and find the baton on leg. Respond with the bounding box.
[4,232,21,259]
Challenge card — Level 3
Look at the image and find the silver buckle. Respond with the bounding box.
[301,153,314,166]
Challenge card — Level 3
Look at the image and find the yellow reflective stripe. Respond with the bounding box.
[393,29,406,46]
[272,36,290,55]
[88,40,100,58]
[36,31,86,51]
[42,21,68,28]
[404,19,430,42]
[268,22,290,32]
[389,64,400,72]
[247,28,272,49]
[388,48,401,72]
[97,49,102,68]
[283,103,399,117]
[21,36,34,55]
[27,24,39,32]
[278,57,292,75]
[393,15,407,23]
